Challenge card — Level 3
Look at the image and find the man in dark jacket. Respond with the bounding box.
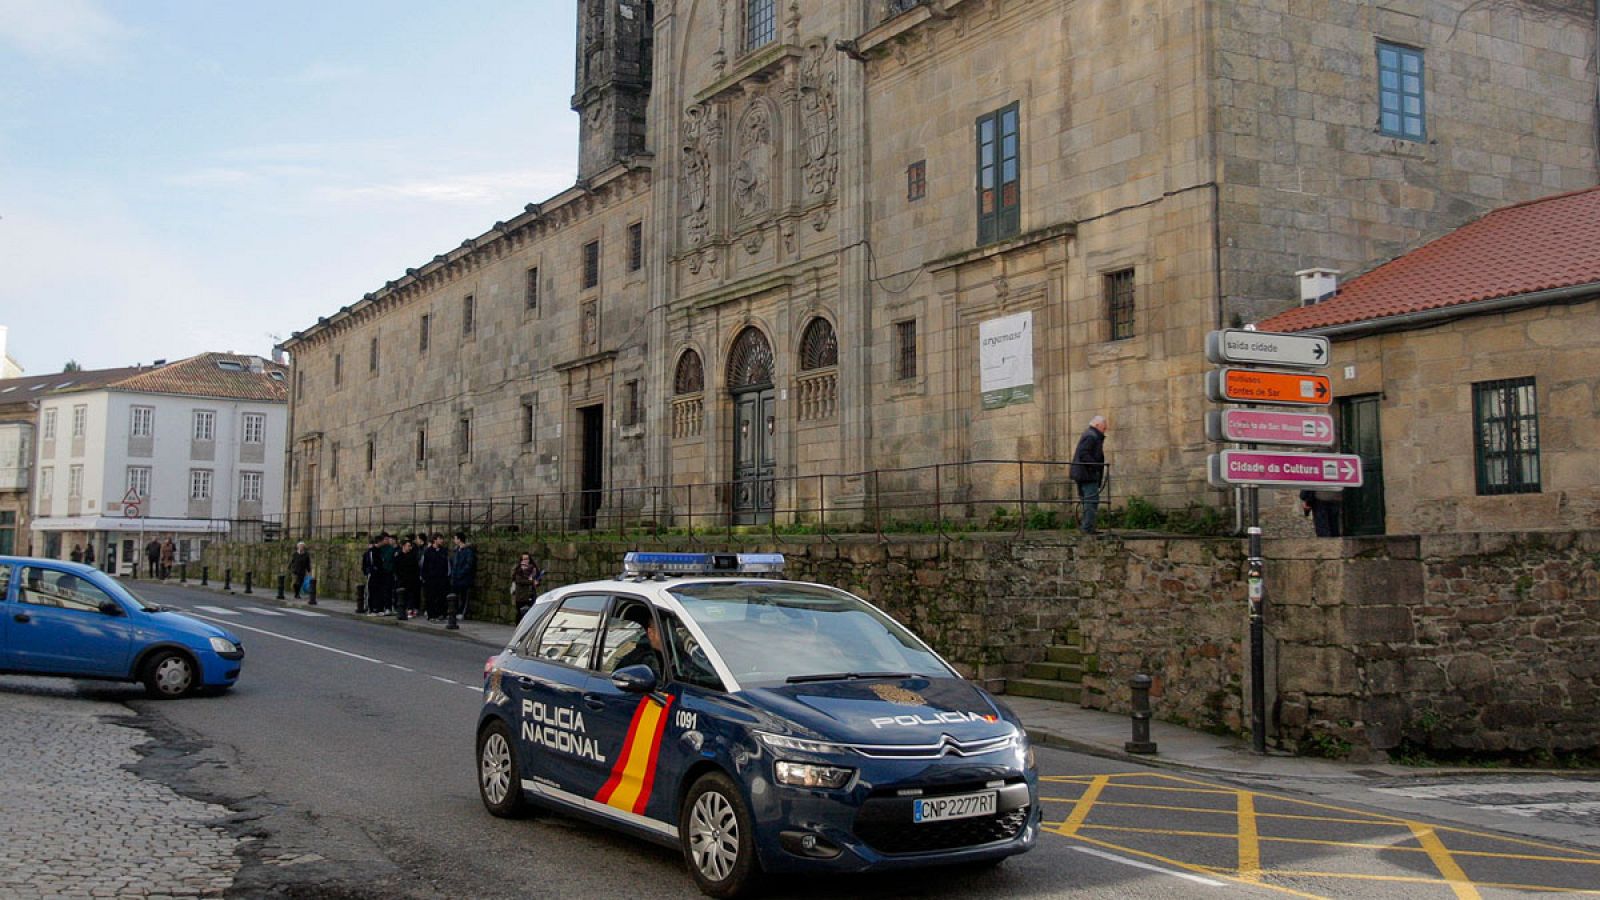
[421,534,450,621]
[289,542,313,601]
[359,535,380,614]
[1070,415,1109,534]
[448,531,477,625]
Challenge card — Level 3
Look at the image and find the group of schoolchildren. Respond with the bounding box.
[360,531,479,625]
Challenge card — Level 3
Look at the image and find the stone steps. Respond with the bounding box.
[1007,627,1088,705]
[1004,678,1084,703]
[1024,661,1085,681]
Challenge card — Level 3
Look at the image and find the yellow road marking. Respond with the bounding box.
[1057,774,1109,836]
[1268,870,1600,894]
[1042,797,1431,829]
[1237,791,1262,882]
[1066,833,1331,899]
[1410,821,1482,900]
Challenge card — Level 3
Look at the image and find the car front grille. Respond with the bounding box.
[855,806,1029,855]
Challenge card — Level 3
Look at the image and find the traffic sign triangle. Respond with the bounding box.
[121,486,141,506]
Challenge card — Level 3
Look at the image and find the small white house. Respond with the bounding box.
[30,352,288,572]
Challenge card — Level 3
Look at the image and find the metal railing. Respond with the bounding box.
[281,459,1115,542]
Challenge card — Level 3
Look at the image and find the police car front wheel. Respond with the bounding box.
[682,772,761,898]
[477,720,529,818]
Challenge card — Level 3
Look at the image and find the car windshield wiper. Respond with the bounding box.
[785,671,916,684]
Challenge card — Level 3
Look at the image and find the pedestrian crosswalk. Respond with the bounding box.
[193,605,238,616]
[191,605,325,618]
[240,607,285,616]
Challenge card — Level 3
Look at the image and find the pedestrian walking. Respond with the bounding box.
[359,535,380,614]
[289,542,314,600]
[83,543,95,567]
[159,538,176,579]
[69,544,83,563]
[421,533,450,621]
[448,531,477,626]
[368,533,397,615]
[511,552,543,621]
[144,538,161,579]
[1070,415,1109,534]
[394,537,420,621]
[1299,489,1344,537]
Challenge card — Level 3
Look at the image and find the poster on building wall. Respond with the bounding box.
[979,311,1034,410]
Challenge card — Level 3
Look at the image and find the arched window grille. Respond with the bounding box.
[727,328,774,389]
[798,318,838,371]
[673,350,704,395]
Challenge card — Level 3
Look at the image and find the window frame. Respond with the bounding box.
[1472,376,1540,495]
[42,409,57,441]
[126,465,151,499]
[68,464,83,498]
[192,410,216,442]
[521,401,535,445]
[71,404,87,439]
[458,415,472,459]
[975,102,1021,245]
[894,319,918,381]
[334,352,343,387]
[744,0,777,52]
[130,406,154,438]
[582,239,601,290]
[463,294,476,336]
[415,428,428,468]
[627,222,644,272]
[242,412,265,444]
[1377,40,1426,141]
[369,336,380,374]
[907,160,927,202]
[533,593,612,672]
[40,467,54,498]
[240,471,263,502]
[189,469,213,500]
[1106,269,1136,341]
[525,266,540,310]
[419,313,431,352]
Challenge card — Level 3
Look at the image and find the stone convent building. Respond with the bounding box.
[280,0,1597,535]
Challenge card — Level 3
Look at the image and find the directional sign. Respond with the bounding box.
[1205,409,1336,447]
[1206,367,1331,406]
[1205,329,1330,369]
[1207,450,1364,489]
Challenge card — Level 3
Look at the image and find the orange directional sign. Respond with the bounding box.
[1205,367,1331,406]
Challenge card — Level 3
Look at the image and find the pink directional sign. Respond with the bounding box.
[1207,450,1364,489]
[1205,409,1336,447]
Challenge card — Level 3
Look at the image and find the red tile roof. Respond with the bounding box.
[109,353,289,402]
[0,366,149,405]
[1258,185,1600,333]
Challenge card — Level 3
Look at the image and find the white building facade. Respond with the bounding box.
[29,353,288,571]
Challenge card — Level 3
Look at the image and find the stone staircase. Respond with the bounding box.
[1005,628,1086,704]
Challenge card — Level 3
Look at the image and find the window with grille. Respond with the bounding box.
[130,406,154,438]
[1473,377,1540,495]
[1106,269,1136,341]
[727,328,775,389]
[240,471,263,502]
[906,160,926,202]
[745,0,776,51]
[126,466,151,499]
[525,267,540,309]
[895,320,918,381]
[242,413,265,444]
[799,318,838,370]
[193,410,215,442]
[627,223,644,272]
[674,350,704,395]
[189,469,212,500]
[420,313,431,352]
[1377,41,1425,141]
[582,240,600,289]
[976,103,1021,244]
[887,0,920,15]
[463,295,476,335]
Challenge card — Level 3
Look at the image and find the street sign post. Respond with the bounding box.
[1206,367,1331,405]
[1204,409,1335,447]
[1205,328,1329,369]
[1207,450,1363,489]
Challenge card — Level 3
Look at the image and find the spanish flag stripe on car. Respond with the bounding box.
[595,695,675,814]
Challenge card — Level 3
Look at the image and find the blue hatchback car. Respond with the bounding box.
[477,553,1038,897]
[0,556,244,698]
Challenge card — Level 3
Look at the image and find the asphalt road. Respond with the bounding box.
[78,581,1600,898]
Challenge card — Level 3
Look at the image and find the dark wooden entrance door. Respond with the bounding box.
[732,387,775,524]
[1338,394,1386,535]
[579,405,603,529]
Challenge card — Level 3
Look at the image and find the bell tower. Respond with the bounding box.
[573,0,653,180]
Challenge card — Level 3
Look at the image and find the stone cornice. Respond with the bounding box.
[692,43,802,104]
[552,350,619,373]
[282,158,654,352]
[927,221,1077,273]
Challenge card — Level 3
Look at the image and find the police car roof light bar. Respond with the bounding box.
[622,551,786,576]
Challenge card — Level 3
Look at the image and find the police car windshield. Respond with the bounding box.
[668,582,950,686]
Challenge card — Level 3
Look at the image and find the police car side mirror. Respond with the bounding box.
[611,665,657,693]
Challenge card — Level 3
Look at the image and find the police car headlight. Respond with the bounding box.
[208,637,240,655]
[775,761,855,789]
[1024,739,1036,771]
[755,732,852,755]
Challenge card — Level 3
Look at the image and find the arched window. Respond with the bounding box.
[798,318,838,371]
[673,350,704,395]
[727,327,774,389]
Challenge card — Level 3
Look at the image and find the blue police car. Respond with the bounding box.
[0,556,244,698]
[477,552,1038,897]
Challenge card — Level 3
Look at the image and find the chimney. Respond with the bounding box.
[1296,268,1340,306]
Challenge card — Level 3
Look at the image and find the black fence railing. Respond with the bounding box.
[279,459,1114,542]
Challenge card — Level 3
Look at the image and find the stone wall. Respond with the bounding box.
[204,528,1600,758]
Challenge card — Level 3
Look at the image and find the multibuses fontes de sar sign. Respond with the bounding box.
[476,552,1038,898]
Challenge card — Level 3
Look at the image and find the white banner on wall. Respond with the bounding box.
[979,311,1034,409]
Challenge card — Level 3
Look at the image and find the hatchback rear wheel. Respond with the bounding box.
[477,720,528,817]
[681,772,760,898]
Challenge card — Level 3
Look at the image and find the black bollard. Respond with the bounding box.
[276,575,286,600]
[1125,673,1158,754]
[307,577,317,606]
[445,592,459,630]
[180,562,187,583]
[355,583,367,615]
[201,566,209,586]
[244,571,253,595]
[396,587,408,621]
[224,568,233,592]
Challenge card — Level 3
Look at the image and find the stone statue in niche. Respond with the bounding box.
[800,40,838,198]
[681,104,712,248]
[582,300,599,349]
[732,100,773,221]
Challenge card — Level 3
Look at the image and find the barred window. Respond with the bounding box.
[463,295,476,335]
[415,428,427,468]
[799,318,838,370]
[727,328,774,389]
[420,313,431,352]
[906,160,926,202]
[745,0,776,51]
[1473,377,1540,495]
[894,320,917,381]
[1106,269,1135,341]
[583,240,600,290]
[627,223,644,272]
[369,336,380,373]
[674,350,704,395]
[525,267,540,309]
[365,437,375,473]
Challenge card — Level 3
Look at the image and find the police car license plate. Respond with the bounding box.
[913,790,997,823]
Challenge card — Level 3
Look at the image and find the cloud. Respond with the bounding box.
[0,0,130,64]
[317,167,576,207]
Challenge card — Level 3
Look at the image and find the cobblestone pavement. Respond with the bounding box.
[1372,777,1600,829]
[0,680,241,899]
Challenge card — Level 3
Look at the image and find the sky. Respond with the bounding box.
[0,0,580,376]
